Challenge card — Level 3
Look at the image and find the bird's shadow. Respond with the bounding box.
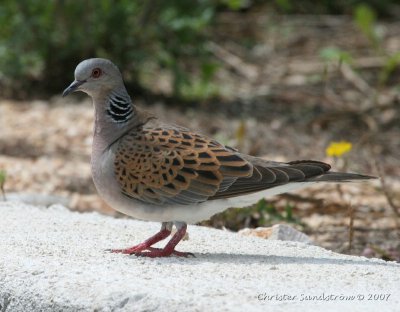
[154,252,400,267]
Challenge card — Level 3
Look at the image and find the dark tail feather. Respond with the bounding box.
[308,172,378,182]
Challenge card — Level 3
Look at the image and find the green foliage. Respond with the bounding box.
[0,170,6,200]
[256,198,300,224]
[380,52,400,85]
[274,0,292,12]
[319,47,353,64]
[1,1,399,99]
[354,4,381,50]
[355,4,376,34]
[0,0,224,99]
[351,4,400,85]
[221,0,249,10]
[0,170,6,185]
[178,61,220,100]
[318,5,400,87]
[205,198,303,231]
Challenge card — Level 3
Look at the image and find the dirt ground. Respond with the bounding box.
[0,12,399,261]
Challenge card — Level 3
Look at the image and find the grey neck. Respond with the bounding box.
[92,87,138,153]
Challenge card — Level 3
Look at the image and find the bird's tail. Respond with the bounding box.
[308,172,378,182]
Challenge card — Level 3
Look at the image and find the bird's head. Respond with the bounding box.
[62,58,123,97]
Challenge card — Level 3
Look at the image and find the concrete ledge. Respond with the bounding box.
[0,202,399,312]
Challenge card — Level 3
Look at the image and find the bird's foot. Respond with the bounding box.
[134,247,195,258]
[108,225,172,254]
[132,223,192,257]
[108,222,190,258]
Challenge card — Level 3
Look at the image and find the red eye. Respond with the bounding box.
[92,68,102,78]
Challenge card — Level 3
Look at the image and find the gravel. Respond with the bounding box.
[0,202,399,312]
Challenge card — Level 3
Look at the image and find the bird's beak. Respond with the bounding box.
[62,80,86,97]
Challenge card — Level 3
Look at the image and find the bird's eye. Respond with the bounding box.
[91,68,102,78]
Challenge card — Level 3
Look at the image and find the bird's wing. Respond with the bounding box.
[209,158,331,199]
[114,126,334,205]
[114,127,253,205]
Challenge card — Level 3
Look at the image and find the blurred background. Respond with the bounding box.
[0,0,399,261]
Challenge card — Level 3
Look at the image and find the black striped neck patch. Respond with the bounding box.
[106,90,134,123]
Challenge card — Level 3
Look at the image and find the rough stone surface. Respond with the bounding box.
[0,202,399,312]
[239,224,312,244]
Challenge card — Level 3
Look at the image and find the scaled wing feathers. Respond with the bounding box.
[114,127,334,205]
[114,127,252,205]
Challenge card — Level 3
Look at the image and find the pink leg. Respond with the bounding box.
[134,223,193,258]
[110,222,172,254]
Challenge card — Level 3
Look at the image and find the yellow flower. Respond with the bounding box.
[326,141,352,157]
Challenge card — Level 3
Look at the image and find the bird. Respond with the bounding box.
[63,58,376,258]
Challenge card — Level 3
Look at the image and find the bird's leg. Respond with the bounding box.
[110,222,172,254]
[134,222,194,258]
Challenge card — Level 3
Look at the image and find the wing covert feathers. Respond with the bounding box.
[114,128,252,205]
[114,127,376,205]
